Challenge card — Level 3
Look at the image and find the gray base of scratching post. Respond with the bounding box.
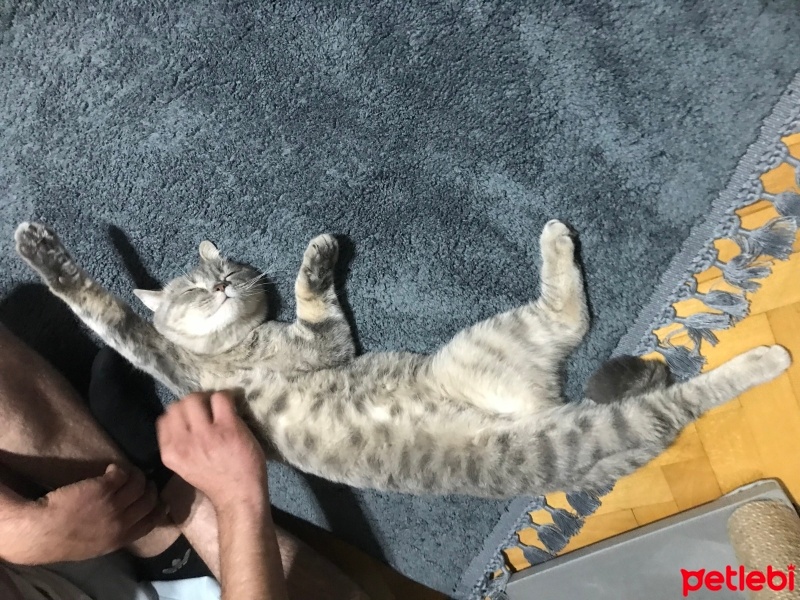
[507,480,794,600]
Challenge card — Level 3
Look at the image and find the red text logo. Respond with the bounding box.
[681,565,795,596]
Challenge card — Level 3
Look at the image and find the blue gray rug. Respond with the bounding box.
[2,2,800,597]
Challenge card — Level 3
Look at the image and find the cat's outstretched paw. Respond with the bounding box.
[536,220,587,336]
[15,222,82,289]
[715,345,791,397]
[540,220,575,257]
[300,234,338,294]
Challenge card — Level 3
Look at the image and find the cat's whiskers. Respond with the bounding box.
[242,271,267,285]
[240,272,275,292]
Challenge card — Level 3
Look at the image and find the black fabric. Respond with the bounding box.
[89,349,213,582]
[88,347,173,491]
[134,533,213,582]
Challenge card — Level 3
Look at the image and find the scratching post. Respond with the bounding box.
[728,501,800,599]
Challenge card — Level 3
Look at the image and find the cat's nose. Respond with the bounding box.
[213,282,228,293]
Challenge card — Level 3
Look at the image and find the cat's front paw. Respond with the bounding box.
[540,219,577,272]
[15,222,82,288]
[540,219,574,252]
[300,234,338,293]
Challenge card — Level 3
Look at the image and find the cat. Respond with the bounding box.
[15,220,790,499]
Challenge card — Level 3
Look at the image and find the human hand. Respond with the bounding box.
[156,391,268,514]
[25,465,162,564]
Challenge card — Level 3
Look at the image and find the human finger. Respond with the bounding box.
[123,501,166,543]
[121,480,160,530]
[210,390,237,423]
[100,463,131,493]
[112,467,148,509]
[182,393,214,430]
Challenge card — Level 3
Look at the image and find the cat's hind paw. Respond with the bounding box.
[15,222,82,288]
[711,345,791,402]
[730,345,791,386]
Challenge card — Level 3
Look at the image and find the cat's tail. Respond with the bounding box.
[465,345,790,498]
[584,354,673,403]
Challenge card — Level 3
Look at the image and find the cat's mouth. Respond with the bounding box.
[210,286,249,316]
[213,292,234,312]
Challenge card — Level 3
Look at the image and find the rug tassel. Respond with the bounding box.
[675,312,732,346]
[773,191,800,219]
[545,506,584,537]
[484,569,511,600]
[718,254,771,292]
[521,544,554,565]
[685,328,717,346]
[566,490,602,517]
[535,524,569,553]
[696,290,748,321]
[738,217,797,259]
[656,342,704,378]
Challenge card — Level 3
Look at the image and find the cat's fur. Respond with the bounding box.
[15,221,791,498]
[584,355,674,404]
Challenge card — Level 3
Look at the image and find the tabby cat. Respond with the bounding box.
[15,221,790,498]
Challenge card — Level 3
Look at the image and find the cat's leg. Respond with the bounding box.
[572,345,790,491]
[428,220,588,415]
[15,222,201,394]
[529,219,589,352]
[292,234,355,365]
[664,344,790,411]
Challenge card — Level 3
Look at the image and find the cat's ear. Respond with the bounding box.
[199,240,220,262]
[133,289,164,312]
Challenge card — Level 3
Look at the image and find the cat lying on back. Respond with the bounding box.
[15,220,790,498]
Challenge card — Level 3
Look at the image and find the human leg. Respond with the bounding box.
[0,324,366,598]
[0,323,178,558]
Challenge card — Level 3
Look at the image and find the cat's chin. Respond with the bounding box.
[155,300,266,355]
[212,295,232,314]
[160,318,262,355]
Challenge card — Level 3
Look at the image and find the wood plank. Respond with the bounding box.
[697,312,776,368]
[648,423,706,467]
[761,162,799,194]
[505,546,530,571]
[738,374,800,501]
[661,456,722,511]
[558,510,639,555]
[746,253,800,314]
[632,500,681,526]
[593,466,675,514]
[767,302,800,410]
[695,405,764,494]
[782,131,800,153]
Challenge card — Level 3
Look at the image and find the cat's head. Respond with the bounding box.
[133,241,268,354]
